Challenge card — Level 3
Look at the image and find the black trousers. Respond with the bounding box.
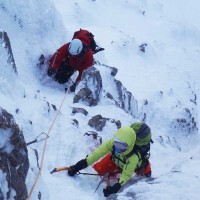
[54,64,75,84]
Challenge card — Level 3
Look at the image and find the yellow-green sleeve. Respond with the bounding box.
[86,139,113,166]
[119,154,139,185]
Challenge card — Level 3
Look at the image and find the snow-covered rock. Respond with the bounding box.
[0,107,29,200]
[0,31,17,73]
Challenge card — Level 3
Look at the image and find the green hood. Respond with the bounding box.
[114,126,136,154]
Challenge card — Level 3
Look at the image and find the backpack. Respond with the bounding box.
[72,29,104,54]
[125,122,153,174]
[131,122,152,147]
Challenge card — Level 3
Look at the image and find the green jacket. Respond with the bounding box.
[86,126,142,185]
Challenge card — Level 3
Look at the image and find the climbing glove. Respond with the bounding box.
[103,182,121,197]
[47,68,55,76]
[69,83,76,92]
[68,159,88,176]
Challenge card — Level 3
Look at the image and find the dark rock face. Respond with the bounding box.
[114,80,138,118]
[72,119,79,127]
[170,84,198,135]
[101,63,118,77]
[88,114,121,131]
[84,131,102,145]
[93,61,118,77]
[72,107,88,116]
[138,99,149,122]
[105,81,138,118]
[0,31,17,73]
[73,63,138,118]
[0,107,29,200]
[73,67,102,106]
[83,131,102,151]
[88,115,107,131]
[138,87,198,136]
[171,108,198,135]
[73,88,94,105]
[157,135,181,151]
[99,63,138,117]
[139,43,147,53]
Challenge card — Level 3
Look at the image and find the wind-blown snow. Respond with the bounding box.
[0,0,200,199]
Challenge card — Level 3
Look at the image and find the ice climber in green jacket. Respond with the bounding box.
[68,126,151,197]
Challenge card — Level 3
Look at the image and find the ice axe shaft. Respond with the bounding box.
[50,167,71,174]
[94,173,110,194]
[26,139,37,146]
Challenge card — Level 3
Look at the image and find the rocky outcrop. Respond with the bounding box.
[108,79,138,118]
[95,62,118,77]
[0,107,29,200]
[157,135,181,151]
[74,63,138,118]
[84,131,102,145]
[171,107,198,134]
[74,67,102,106]
[139,43,148,53]
[139,87,198,135]
[0,31,17,73]
[171,84,198,135]
[71,107,88,116]
[88,114,121,131]
[83,131,102,151]
[97,63,138,117]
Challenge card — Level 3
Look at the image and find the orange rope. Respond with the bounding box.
[26,88,70,200]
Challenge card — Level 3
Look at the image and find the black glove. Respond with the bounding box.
[68,159,88,176]
[47,68,55,76]
[69,83,76,92]
[103,183,121,197]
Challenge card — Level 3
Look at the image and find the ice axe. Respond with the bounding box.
[26,132,49,146]
[94,173,110,194]
[50,167,71,174]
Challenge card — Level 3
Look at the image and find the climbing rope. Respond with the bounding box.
[26,84,72,200]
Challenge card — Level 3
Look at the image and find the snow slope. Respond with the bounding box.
[0,0,200,199]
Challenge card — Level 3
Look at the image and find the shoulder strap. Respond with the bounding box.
[124,145,141,161]
[111,151,126,164]
[111,143,150,165]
